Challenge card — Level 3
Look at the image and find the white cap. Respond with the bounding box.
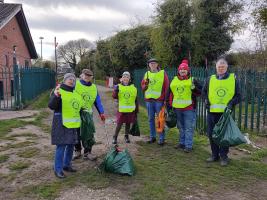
[216,58,228,68]
[122,71,131,78]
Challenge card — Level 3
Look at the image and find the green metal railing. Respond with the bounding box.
[133,67,267,134]
[0,65,56,110]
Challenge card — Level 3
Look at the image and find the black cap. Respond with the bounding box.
[147,58,158,64]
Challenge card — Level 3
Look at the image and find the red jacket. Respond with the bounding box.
[141,71,169,102]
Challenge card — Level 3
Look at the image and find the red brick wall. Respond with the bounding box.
[0,16,32,68]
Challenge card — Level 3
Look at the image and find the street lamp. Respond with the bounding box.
[39,36,44,60]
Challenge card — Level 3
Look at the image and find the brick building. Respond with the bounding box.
[0,1,37,103]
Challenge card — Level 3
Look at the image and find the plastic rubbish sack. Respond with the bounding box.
[80,110,96,148]
[212,108,246,147]
[165,108,177,128]
[129,120,140,136]
[155,106,166,133]
[100,146,135,176]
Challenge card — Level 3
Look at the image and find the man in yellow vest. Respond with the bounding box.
[203,58,241,166]
[73,69,105,161]
[141,58,169,145]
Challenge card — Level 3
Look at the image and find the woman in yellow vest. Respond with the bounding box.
[112,71,138,144]
[203,58,241,166]
[169,60,201,153]
[48,73,83,178]
[141,58,169,145]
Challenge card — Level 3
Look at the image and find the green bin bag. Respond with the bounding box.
[212,109,246,147]
[130,120,140,136]
[100,146,135,176]
[165,108,177,128]
[80,110,96,148]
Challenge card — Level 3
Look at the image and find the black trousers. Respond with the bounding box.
[207,112,229,159]
[74,128,92,154]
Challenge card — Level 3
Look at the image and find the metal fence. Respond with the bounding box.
[133,67,267,135]
[0,65,56,110]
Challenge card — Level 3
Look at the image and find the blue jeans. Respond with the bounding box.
[54,144,74,173]
[207,112,229,159]
[175,109,196,149]
[146,101,165,142]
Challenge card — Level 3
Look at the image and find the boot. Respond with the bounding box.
[112,136,118,144]
[124,135,130,143]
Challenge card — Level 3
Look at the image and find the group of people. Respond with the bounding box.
[48,57,241,178]
[141,57,240,166]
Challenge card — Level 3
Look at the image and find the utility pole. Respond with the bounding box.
[54,37,58,77]
[39,36,44,60]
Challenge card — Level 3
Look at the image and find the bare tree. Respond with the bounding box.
[57,39,94,70]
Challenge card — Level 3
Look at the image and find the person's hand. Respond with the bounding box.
[54,84,61,97]
[191,84,195,90]
[99,114,106,122]
[227,103,233,110]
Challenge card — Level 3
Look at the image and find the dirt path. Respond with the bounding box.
[0,85,144,200]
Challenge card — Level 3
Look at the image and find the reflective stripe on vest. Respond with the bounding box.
[170,77,193,108]
[60,88,82,128]
[74,80,97,112]
[144,70,164,99]
[208,73,235,113]
[118,84,137,113]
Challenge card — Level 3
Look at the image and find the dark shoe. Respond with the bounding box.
[146,137,156,144]
[158,140,165,146]
[184,148,192,153]
[63,166,77,173]
[73,151,81,160]
[112,136,117,144]
[124,135,130,143]
[206,156,219,163]
[174,144,185,150]
[220,158,229,166]
[54,171,65,178]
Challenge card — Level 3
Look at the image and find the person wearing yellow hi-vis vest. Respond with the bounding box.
[169,59,202,153]
[112,71,138,144]
[73,69,105,161]
[49,73,83,179]
[141,58,169,145]
[203,58,241,166]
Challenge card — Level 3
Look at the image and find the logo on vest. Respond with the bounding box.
[149,79,156,85]
[71,99,80,110]
[82,93,91,101]
[216,88,226,97]
[176,86,184,94]
[123,92,131,99]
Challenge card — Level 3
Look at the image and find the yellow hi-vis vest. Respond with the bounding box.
[74,80,97,112]
[118,84,137,113]
[60,88,82,128]
[144,70,164,99]
[208,73,235,113]
[170,77,193,108]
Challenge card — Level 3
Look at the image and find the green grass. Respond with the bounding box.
[27,90,51,109]
[0,141,35,151]
[0,119,26,138]
[8,132,37,138]
[16,96,267,200]
[17,147,40,158]
[8,161,31,171]
[0,155,9,163]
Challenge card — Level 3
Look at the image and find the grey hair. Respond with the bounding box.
[216,58,228,68]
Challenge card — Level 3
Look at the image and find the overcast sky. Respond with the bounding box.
[6,0,257,60]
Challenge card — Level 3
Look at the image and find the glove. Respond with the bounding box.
[99,114,106,122]
[227,103,233,110]
[191,84,195,90]
[54,85,61,97]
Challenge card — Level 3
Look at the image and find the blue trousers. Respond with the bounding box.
[146,101,165,142]
[207,112,229,159]
[54,144,74,173]
[175,109,196,149]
